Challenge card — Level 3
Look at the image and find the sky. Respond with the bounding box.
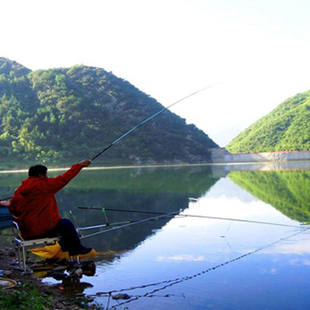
[1,0,310,146]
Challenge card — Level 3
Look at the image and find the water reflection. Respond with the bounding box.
[228,169,310,223]
[0,165,219,250]
[0,163,310,309]
[87,178,310,309]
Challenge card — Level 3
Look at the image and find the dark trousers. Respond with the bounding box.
[37,218,82,255]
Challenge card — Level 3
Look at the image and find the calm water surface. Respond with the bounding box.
[0,162,310,309]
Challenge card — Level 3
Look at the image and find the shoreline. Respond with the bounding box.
[0,247,96,309]
[0,159,309,174]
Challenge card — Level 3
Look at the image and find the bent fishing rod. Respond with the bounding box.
[0,84,217,202]
[91,83,218,161]
[78,206,307,229]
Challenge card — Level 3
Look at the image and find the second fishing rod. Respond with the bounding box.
[78,206,305,229]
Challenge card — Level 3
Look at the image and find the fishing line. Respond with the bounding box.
[78,206,304,229]
[221,222,236,253]
[93,228,307,309]
[221,222,233,238]
[91,83,219,161]
[223,222,233,236]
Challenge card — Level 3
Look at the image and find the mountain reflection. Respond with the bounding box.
[0,166,219,250]
[57,166,219,251]
[228,170,310,223]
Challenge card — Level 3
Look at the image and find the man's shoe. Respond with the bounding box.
[78,246,92,255]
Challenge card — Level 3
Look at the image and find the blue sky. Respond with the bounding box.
[1,0,310,146]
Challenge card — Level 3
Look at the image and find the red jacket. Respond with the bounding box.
[9,164,83,239]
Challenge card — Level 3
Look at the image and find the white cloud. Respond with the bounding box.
[157,254,206,262]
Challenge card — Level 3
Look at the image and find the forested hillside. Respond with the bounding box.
[226,90,310,153]
[0,58,218,168]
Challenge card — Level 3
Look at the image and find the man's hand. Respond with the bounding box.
[0,200,10,206]
[79,159,92,167]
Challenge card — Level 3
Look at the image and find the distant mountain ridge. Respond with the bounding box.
[0,57,218,168]
[226,90,310,153]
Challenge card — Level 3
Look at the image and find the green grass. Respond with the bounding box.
[0,284,52,310]
[0,282,106,310]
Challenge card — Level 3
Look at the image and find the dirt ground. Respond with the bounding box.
[0,247,98,309]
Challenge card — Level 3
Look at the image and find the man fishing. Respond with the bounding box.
[4,159,92,256]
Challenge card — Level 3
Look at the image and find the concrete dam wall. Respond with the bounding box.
[211,148,310,163]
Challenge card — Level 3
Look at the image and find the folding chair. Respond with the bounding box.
[12,221,60,273]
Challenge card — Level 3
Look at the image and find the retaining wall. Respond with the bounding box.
[211,148,310,163]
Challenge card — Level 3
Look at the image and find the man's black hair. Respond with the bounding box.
[28,165,48,177]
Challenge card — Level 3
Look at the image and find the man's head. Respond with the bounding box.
[28,165,48,177]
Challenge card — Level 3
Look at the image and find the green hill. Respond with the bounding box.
[226,90,310,153]
[0,58,218,168]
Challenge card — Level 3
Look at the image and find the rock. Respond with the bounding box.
[50,272,67,281]
[74,268,83,278]
[112,293,131,300]
[7,250,16,257]
[81,261,96,276]
[4,270,12,276]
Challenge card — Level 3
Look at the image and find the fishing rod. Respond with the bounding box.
[91,84,218,161]
[80,211,179,239]
[77,216,176,232]
[78,206,306,229]
[0,197,11,202]
[77,220,134,231]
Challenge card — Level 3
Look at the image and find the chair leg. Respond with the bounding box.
[13,237,60,272]
[15,243,22,270]
[22,245,27,272]
[69,255,81,264]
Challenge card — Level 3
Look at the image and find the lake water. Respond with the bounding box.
[1,161,310,309]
